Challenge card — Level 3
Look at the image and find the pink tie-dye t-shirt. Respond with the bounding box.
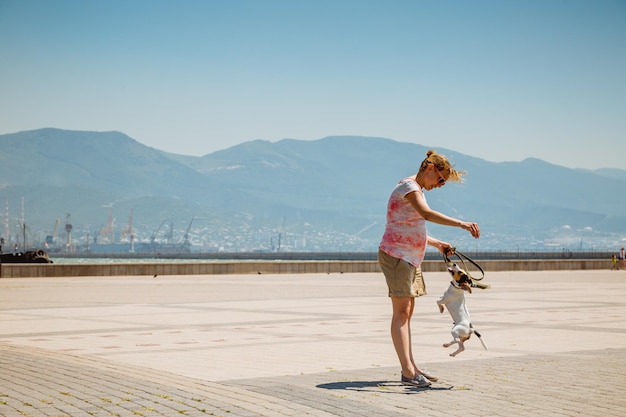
[379,176,428,266]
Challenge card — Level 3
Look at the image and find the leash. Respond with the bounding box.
[443,248,485,281]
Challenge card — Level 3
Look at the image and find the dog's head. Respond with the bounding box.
[446,262,473,289]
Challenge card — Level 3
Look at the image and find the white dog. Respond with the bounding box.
[437,262,488,357]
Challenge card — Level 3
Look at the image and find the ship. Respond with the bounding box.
[0,249,53,263]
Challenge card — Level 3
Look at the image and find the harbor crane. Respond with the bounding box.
[120,208,135,252]
[182,216,195,245]
[100,206,115,244]
[151,219,167,244]
[45,218,60,246]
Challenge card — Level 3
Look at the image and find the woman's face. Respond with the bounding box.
[424,164,448,190]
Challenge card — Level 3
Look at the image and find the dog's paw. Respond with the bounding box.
[450,346,464,357]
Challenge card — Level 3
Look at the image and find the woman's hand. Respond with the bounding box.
[461,221,480,238]
[428,237,455,256]
[440,242,455,257]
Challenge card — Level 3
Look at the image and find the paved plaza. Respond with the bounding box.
[1,269,625,416]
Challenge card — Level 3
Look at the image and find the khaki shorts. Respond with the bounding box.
[378,249,426,298]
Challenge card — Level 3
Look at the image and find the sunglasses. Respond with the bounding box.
[433,165,447,185]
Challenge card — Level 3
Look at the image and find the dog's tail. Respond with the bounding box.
[471,327,489,351]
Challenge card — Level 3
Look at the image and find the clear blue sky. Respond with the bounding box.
[1,0,624,169]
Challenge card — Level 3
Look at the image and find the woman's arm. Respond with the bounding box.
[406,190,480,238]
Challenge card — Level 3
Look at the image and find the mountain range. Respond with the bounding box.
[0,128,624,252]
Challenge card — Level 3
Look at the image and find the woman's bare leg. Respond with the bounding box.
[391,296,416,378]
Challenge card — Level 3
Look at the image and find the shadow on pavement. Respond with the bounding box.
[316,380,454,393]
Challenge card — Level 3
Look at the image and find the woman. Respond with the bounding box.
[378,150,480,387]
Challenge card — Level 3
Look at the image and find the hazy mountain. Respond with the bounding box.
[0,128,624,252]
[589,168,626,182]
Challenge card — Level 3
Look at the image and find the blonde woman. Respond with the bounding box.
[378,150,480,387]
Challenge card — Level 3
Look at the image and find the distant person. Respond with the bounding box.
[611,254,618,271]
[619,247,626,270]
[378,150,480,388]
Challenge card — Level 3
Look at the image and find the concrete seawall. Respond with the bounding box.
[0,258,612,278]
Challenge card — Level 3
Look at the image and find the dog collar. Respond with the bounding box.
[450,280,462,289]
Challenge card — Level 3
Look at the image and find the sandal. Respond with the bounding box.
[401,373,431,388]
[419,370,439,382]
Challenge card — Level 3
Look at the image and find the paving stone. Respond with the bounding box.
[1,270,625,416]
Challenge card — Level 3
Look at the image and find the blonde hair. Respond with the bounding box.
[419,150,465,183]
